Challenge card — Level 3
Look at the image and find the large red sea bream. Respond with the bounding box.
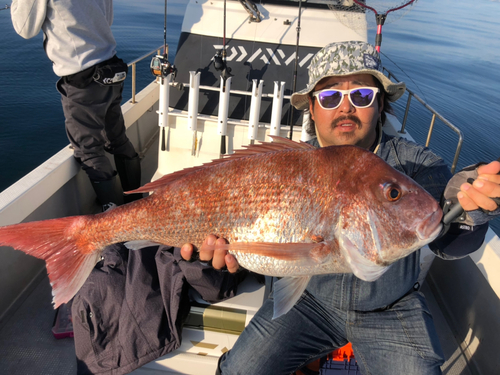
[0,137,442,318]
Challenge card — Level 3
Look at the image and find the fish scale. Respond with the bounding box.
[0,137,443,315]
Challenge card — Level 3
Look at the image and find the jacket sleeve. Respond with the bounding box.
[11,0,47,39]
[429,222,489,260]
[173,247,247,303]
[407,148,489,259]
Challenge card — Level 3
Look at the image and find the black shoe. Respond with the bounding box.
[90,174,124,211]
[114,153,143,203]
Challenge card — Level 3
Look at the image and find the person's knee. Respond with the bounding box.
[215,351,228,375]
[78,157,116,181]
[107,139,136,159]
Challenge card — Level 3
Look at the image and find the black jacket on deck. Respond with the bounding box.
[71,244,246,375]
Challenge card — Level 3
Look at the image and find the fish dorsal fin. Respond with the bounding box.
[259,135,315,150]
[127,136,315,194]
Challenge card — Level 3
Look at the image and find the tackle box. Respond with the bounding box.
[319,343,362,375]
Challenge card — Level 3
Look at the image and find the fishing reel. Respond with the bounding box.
[213,50,233,81]
[150,54,177,78]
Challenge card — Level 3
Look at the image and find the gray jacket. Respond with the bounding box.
[11,0,116,76]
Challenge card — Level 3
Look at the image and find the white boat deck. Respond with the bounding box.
[0,269,473,374]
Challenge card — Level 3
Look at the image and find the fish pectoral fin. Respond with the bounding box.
[339,237,391,282]
[272,276,311,320]
[124,240,162,251]
[224,242,332,262]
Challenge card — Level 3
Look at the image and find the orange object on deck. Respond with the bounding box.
[293,342,360,375]
[330,342,354,361]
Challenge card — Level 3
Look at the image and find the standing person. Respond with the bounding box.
[11,0,142,211]
[180,41,500,374]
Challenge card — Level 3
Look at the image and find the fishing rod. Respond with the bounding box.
[352,0,417,52]
[288,0,303,140]
[220,0,228,156]
[150,0,176,78]
[150,0,177,152]
[214,0,233,157]
[1,4,10,11]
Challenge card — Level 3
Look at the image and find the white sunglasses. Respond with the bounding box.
[312,87,380,110]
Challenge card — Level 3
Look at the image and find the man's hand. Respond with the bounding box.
[180,234,240,273]
[458,160,500,212]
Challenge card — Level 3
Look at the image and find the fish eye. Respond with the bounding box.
[384,183,402,202]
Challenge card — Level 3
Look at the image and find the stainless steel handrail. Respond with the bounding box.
[127,49,463,173]
[384,68,463,174]
[127,46,162,104]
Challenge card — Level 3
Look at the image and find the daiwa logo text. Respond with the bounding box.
[214,45,314,67]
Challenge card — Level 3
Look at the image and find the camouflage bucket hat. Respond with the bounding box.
[290,41,406,110]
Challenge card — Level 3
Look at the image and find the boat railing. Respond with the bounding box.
[127,46,163,104]
[126,47,463,173]
[384,68,463,174]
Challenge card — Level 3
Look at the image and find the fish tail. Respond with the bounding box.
[0,216,101,308]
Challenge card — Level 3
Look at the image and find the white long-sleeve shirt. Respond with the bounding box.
[11,0,117,76]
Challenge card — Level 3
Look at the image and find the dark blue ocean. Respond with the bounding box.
[0,0,499,233]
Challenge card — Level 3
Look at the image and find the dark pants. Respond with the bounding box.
[57,78,136,181]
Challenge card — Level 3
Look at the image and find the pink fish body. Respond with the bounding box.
[0,137,442,318]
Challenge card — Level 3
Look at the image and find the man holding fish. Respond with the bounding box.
[0,39,499,374]
[180,41,500,375]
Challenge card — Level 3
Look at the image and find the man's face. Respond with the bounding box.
[308,74,384,149]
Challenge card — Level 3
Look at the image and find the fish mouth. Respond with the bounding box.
[417,208,443,242]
